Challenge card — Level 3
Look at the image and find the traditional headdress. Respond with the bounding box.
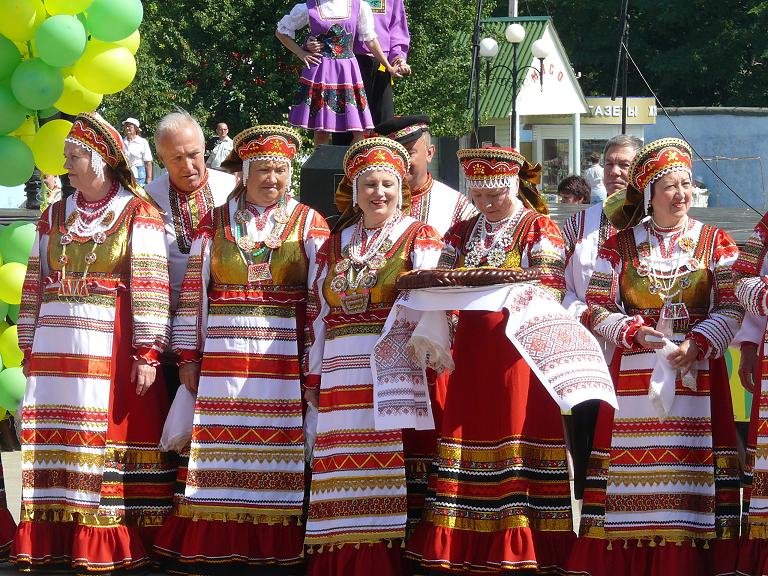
[457,146,548,214]
[333,137,411,232]
[374,114,431,145]
[613,137,693,228]
[224,124,301,187]
[65,112,159,209]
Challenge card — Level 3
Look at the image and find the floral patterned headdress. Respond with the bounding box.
[457,146,548,214]
[333,137,412,232]
[225,124,301,187]
[64,112,160,209]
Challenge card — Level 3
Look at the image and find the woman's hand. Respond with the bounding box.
[304,36,322,53]
[131,358,157,397]
[386,63,403,79]
[634,326,665,350]
[304,388,319,408]
[179,363,201,394]
[394,61,411,76]
[668,338,699,374]
[739,342,760,393]
[299,49,322,68]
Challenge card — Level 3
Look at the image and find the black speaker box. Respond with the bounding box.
[300,144,347,227]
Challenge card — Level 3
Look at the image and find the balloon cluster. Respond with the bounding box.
[0,0,143,187]
[0,221,35,416]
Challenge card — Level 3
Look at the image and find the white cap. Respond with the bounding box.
[122,117,141,130]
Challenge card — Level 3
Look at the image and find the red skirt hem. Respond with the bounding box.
[153,514,304,569]
[564,535,737,576]
[307,541,406,576]
[11,520,154,573]
[406,525,575,573]
[736,535,768,576]
[0,507,16,561]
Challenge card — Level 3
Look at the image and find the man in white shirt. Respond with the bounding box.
[562,134,643,500]
[122,117,153,186]
[583,151,607,204]
[205,122,233,170]
[145,110,235,394]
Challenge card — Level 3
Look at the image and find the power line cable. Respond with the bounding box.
[623,42,763,215]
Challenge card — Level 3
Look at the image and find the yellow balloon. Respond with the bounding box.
[44,0,92,14]
[0,0,46,41]
[114,29,140,55]
[11,117,36,148]
[0,262,26,305]
[73,40,136,95]
[0,325,22,368]
[55,75,102,115]
[32,118,72,175]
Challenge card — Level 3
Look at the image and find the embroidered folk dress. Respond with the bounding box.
[406,205,576,574]
[565,218,743,576]
[13,188,175,573]
[733,212,768,576]
[153,195,329,573]
[279,0,376,133]
[303,216,442,576]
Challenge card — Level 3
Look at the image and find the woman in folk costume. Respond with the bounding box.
[12,112,175,572]
[406,147,574,574]
[733,201,768,575]
[152,125,329,574]
[303,137,443,575]
[565,138,743,576]
[276,0,401,145]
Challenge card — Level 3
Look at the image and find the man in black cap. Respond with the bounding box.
[376,114,475,235]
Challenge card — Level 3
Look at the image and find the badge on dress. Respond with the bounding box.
[248,263,272,284]
[340,292,369,314]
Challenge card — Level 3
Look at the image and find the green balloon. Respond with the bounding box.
[38,106,59,119]
[0,367,26,411]
[0,85,27,135]
[86,0,143,42]
[0,136,34,187]
[35,15,87,68]
[0,35,22,81]
[0,222,35,264]
[7,304,19,324]
[0,300,7,324]
[10,58,64,110]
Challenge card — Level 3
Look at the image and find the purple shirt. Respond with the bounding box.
[353,0,409,61]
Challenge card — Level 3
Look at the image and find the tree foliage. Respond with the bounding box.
[519,0,768,107]
[103,0,497,140]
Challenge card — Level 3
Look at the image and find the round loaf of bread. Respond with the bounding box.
[396,267,541,289]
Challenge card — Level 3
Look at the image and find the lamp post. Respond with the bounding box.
[480,24,551,149]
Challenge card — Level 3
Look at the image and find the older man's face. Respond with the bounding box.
[157,123,207,192]
[603,145,637,195]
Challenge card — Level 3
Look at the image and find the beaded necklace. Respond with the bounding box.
[464,205,523,268]
[58,181,120,300]
[233,194,290,284]
[330,213,401,314]
[636,217,698,332]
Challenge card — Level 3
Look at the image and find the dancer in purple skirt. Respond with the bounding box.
[277,0,400,145]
